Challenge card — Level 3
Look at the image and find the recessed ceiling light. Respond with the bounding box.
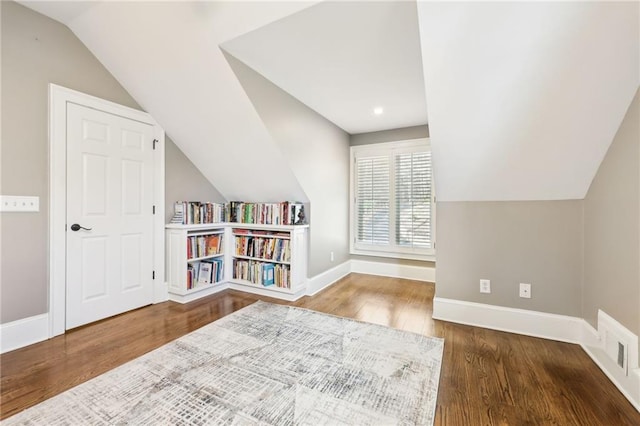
[373,107,384,115]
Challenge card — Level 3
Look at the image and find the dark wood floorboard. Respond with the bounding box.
[1,273,639,424]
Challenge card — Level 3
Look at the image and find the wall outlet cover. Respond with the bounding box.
[480,279,491,294]
[519,283,531,298]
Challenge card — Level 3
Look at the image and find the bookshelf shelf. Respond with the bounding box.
[232,254,291,265]
[165,222,308,303]
[187,253,225,263]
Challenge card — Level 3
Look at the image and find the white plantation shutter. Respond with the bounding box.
[351,139,434,259]
[355,156,390,244]
[395,151,432,249]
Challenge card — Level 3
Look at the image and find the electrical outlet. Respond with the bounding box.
[480,279,491,294]
[519,283,531,298]
[330,251,334,262]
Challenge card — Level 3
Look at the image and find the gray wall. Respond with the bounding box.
[164,136,226,222]
[224,53,350,277]
[583,88,639,335]
[0,1,221,323]
[350,125,429,146]
[436,201,583,316]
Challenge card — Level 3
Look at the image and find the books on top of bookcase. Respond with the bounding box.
[172,201,225,225]
[171,201,307,226]
[227,201,305,225]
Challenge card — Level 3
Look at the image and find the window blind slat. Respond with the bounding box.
[395,151,432,249]
[355,156,389,245]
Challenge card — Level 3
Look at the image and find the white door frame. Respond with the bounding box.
[49,84,167,337]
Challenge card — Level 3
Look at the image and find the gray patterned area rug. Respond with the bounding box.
[6,301,444,425]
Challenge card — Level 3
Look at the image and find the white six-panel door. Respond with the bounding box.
[66,102,155,329]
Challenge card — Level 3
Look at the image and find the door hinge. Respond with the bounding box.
[153,205,156,215]
[153,139,158,150]
[152,270,155,280]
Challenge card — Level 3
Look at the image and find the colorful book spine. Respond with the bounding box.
[175,201,226,225]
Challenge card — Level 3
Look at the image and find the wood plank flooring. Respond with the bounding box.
[1,273,639,424]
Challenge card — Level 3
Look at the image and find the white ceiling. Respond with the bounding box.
[17,1,640,203]
[221,0,427,134]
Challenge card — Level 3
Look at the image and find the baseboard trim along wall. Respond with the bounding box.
[350,259,436,282]
[0,313,50,354]
[306,259,436,296]
[432,297,584,343]
[306,260,351,296]
[433,297,640,411]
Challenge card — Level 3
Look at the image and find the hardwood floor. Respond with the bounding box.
[1,273,639,424]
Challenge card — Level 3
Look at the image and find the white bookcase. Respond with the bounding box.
[165,223,228,303]
[165,223,308,303]
[228,224,308,301]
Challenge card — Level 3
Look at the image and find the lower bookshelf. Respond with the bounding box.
[165,223,308,303]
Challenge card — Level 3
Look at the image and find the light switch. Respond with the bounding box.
[0,195,40,212]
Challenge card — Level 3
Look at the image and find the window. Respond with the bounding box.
[350,139,434,261]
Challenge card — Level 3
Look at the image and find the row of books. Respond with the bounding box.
[227,201,305,225]
[233,259,291,289]
[187,234,223,259]
[172,201,306,226]
[173,202,225,225]
[234,236,291,263]
[187,259,224,289]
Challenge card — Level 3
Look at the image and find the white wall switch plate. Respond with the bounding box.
[480,279,491,294]
[0,195,40,212]
[519,283,532,298]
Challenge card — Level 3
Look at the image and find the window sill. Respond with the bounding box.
[350,248,436,263]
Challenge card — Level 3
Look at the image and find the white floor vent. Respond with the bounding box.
[599,310,637,376]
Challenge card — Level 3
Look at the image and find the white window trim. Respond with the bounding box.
[349,138,436,262]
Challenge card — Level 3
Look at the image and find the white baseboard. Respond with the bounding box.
[433,296,640,412]
[0,313,50,354]
[433,297,583,343]
[227,283,306,302]
[306,260,351,296]
[168,283,229,304]
[350,259,435,282]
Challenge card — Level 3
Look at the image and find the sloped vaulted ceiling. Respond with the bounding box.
[417,1,639,201]
[21,1,639,203]
[26,0,319,202]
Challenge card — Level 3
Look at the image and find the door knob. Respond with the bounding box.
[70,223,92,231]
